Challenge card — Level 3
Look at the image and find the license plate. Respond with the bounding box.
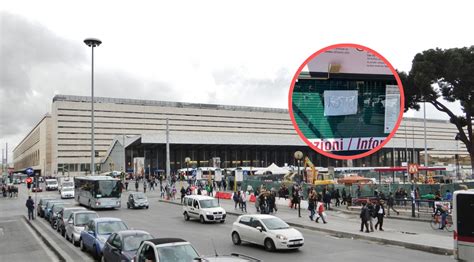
[215,216,222,219]
[292,241,301,244]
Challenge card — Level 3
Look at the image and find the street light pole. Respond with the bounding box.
[84,38,102,176]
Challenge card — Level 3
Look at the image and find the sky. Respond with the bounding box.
[1,0,473,163]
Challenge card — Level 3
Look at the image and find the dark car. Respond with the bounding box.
[102,230,153,262]
[57,206,86,236]
[50,202,73,229]
[44,199,64,221]
[127,192,149,209]
[37,197,56,217]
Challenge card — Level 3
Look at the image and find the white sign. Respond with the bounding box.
[196,168,202,180]
[324,90,358,116]
[384,85,400,134]
[235,169,243,182]
[308,137,386,151]
[307,47,392,75]
[214,169,222,182]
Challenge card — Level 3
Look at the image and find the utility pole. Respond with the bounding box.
[166,118,170,180]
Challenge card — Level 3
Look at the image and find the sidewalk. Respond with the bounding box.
[155,190,453,256]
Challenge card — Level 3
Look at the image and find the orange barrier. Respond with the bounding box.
[215,192,232,199]
[249,194,256,202]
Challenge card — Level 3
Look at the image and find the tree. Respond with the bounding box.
[400,46,474,177]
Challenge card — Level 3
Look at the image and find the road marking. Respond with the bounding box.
[23,219,59,262]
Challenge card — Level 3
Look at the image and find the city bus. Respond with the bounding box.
[74,176,122,209]
[453,189,474,260]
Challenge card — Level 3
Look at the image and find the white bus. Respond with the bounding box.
[453,189,474,260]
[74,176,122,209]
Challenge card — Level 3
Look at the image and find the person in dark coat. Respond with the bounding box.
[135,180,139,192]
[367,202,375,232]
[334,189,341,207]
[341,188,347,205]
[180,186,186,204]
[360,202,370,233]
[374,200,386,231]
[323,190,332,210]
[387,192,399,216]
[26,196,35,220]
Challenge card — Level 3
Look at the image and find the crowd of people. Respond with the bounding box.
[1,184,18,198]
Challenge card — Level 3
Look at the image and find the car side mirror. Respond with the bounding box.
[68,220,73,225]
[256,226,263,232]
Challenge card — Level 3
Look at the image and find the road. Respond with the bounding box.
[0,183,452,261]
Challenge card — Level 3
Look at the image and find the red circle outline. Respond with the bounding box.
[288,43,405,160]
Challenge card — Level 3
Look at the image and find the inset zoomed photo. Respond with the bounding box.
[289,44,404,160]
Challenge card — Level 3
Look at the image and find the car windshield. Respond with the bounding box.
[261,218,290,230]
[95,180,121,198]
[46,180,57,185]
[157,244,199,262]
[64,209,82,220]
[134,192,146,199]
[123,233,152,251]
[63,187,73,192]
[97,221,128,235]
[75,213,98,226]
[47,201,63,209]
[53,204,66,213]
[62,182,74,187]
[199,199,219,208]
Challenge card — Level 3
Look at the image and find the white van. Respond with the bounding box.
[183,195,226,223]
[45,179,59,191]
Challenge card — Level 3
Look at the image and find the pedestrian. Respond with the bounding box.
[387,192,399,216]
[444,190,452,201]
[143,180,147,193]
[233,191,239,209]
[240,191,247,213]
[255,192,261,213]
[360,202,370,233]
[434,203,448,230]
[374,200,386,231]
[180,186,186,204]
[26,196,35,220]
[197,187,202,195]
[291,185,299,209]
[335,189,341,207]
[135,180,139,192]
[308,191,316,221]
[323,190,331,210]
[125,180,129,191]
[171,185,177,199]
[315,201,327,224]
[150,179,155,191]
[367,202,375,232]
[341,188,347,205]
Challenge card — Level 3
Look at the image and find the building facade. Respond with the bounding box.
[13,95,469,176]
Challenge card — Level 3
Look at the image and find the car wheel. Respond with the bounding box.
[220,220,225,223]
[184,212,190,221]
[80,239,86,251]
[264,238,276,252]
[65,232,69,241]
[200,215,205,224]
[232,232,241,245]
[146,206,149,209]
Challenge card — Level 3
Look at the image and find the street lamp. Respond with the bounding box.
[84,38,102,176]
[294,151,303,218]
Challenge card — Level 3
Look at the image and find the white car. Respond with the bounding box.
[60,187,74,199]
[183,195,226,223]
[231,214,304,251]
[45,179,58,191]
[65,210,99,246]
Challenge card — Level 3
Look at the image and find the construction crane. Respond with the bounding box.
[304,156,335,185]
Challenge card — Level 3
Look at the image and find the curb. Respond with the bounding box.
[23,216,66,262]
[330,208,432,222]
[159,199,453,256]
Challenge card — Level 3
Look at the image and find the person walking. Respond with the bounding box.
[135,180,139,192]
[308,191,316,221]
[367,202,375,232]
[180,186,186,204]
[335,189,341,207]
[360,202,370,233]
[374,200,386,231]
[341,188,347,205]
[323,190,331,210]
[387,192,399,216]
[315,201,327,224]
[124,180,129,191]
[240,191,247,213]
[26,196,35,220]
[233,191,240,209]
[143,180,147,193]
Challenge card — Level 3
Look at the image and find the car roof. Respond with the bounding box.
[116,230,151,237]
[147,238,188,246]
[93,217,123,223]
[239,214,275,220]
[72,210,98,215]
[185,195,215,200]
[62,207,86,211]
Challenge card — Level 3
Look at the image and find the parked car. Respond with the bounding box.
[183,195,226,223]
[65,210,99,246]
[57,206,86,236]
[60,187,75,199]
[37,197,56,218]
[231,214,304,251]
[44,200,65,222]
[134,238,200,262]
[50,202,73,229]
[45,179,59,191]
[80,217,129,259]
[127,192,149,209]
[32,183,43,192]
[199,253,261,262]
[102,230,153,262]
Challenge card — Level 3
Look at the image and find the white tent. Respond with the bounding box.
[255,163,290,175]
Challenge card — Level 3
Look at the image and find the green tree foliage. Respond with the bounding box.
[400,46,474,175]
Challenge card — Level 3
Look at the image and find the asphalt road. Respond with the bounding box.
[2,184,452,262]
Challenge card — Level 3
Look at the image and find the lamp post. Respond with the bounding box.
[185,157,191,187]
[84,38,102,176]
[294,151,303,218]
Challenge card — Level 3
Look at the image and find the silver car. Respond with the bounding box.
[65,210,99,246]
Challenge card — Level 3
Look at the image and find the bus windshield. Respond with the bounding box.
[95,180,121,198]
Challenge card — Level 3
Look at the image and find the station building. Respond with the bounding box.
[13,95,468,177]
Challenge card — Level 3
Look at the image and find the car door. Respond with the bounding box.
[190,199,200,218]
[65,213,74,239]
[249,218,266,245]
[110,233,123,261]
[237,216,252,242]
[137,243,157,262]
[83,221,95,250]
[104,233,121,261]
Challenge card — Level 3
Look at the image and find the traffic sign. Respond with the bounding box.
[26,167,34,176]
[408,164,418,174]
